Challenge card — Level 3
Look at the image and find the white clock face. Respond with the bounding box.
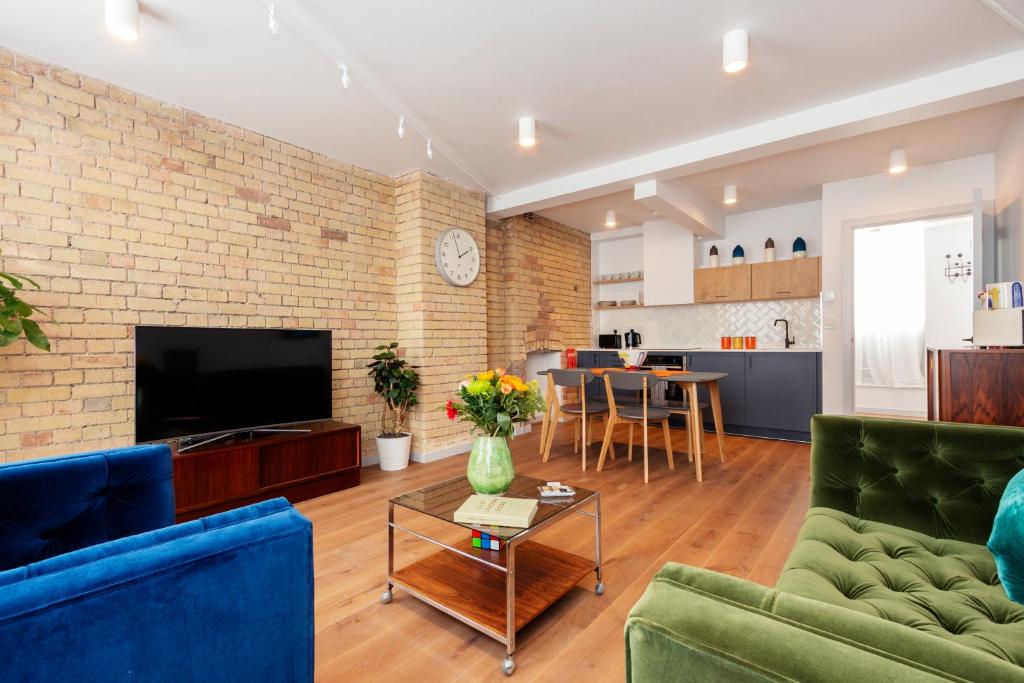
[434,228,480,286]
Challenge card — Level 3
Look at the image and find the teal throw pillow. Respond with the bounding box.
[989,468,1024,604]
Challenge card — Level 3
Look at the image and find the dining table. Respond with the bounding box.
[535,368,728,482]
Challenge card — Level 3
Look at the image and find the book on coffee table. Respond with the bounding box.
[453,495,539,528]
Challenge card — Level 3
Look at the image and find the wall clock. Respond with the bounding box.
[434,228,480,286]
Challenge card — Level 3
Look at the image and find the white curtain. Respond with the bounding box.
[854,226,926,388]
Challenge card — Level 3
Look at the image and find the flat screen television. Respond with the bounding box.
[135,326,332,443]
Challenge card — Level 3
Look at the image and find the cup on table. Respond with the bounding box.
[720,336,731,349]
[731,336,744,350]
[745,336,757,349]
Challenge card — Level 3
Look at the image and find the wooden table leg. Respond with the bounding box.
[687,383,703,482]
[539,385,555,457]
[708,380,727,462]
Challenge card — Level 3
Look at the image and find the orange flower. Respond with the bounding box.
[499,382,514,395]
[500,374,528,392]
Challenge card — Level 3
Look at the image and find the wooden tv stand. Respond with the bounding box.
[171,420,361,521]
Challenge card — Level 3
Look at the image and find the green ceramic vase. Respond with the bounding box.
[467,436,514,495]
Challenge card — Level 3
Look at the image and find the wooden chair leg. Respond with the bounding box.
[596,416,616,471]
[708,380,727,463]
[573,418,580,454]
[542,408,559,463]
[683,414,693,463]
[627,422,634,462]
[538,394,555,456]
[581,413,588,472]
[642,418,649,484]
[662,417,674,470]
[587,415,597,447]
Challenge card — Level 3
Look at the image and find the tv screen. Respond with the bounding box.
[135,326,332,443]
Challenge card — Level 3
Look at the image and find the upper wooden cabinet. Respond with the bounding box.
[750,257,820,300]
[694,264,751,303]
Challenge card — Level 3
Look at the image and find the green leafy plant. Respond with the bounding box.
[367,342,420,438]
[444,370,545,438]
[0,250,49,351]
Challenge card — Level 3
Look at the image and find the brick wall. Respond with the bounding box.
[395,171,487,456]
[0,49,495,464]
[487,213,591,375]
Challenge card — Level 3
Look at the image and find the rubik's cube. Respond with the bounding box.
[471,528,503,551]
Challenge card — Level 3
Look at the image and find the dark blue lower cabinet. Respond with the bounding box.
[578,351,624,404]
[687,352,747,430]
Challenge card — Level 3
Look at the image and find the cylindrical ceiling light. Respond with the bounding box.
[518,116,536,147]
[105,0,139,42]
[604,210,617,228]
[889,148,908,174]
[723,184,738,205]
[723,29,748,73]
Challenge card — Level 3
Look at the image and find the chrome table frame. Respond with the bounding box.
[382,489,603,676]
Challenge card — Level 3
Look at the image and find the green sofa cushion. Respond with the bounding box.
[777,507,1024,666]
[989,469,1024,604]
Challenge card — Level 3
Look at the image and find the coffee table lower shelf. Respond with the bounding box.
[389,538,594,639]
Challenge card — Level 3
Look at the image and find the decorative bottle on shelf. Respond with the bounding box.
[709,245,719,268]
[732,245,745,265]
[792,237,807,259]
[764,237,776,262]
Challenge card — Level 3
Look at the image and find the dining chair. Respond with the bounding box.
[542,369,614,471]
[596,371,674,484]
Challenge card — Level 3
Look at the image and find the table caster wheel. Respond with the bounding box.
[502,656,515,676]
[380,590,393,604]
[595,582,605,596]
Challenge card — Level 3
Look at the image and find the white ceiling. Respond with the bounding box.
[3,1,1024,231]
[3,1,1024,197]
[539,98,1024,232]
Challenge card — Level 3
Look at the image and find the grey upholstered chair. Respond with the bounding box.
[541,369,613,471]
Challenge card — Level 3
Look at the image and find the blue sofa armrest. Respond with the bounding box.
[0,444,175,571]
[0,498,313,683]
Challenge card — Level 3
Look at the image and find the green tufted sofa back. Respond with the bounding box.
[810,415,1024,545]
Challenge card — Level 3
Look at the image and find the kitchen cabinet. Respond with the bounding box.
[744,353,820,434]
[694,265,751,303]
[687,352,747,428]
[576,351,624,404]
[751,257,820,300]
[927,348,1024,425]
[642,220,695,306]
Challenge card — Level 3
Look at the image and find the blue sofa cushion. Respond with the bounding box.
[0,444,174,571]
[990,468,1024,604]
[0,497,313,683]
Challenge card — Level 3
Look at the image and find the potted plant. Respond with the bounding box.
[1,251,50,351]
[443,369,545,495]
[367,342,420,471]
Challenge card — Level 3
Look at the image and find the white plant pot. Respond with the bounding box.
[377,434,412,471]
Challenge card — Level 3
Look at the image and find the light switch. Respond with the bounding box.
[823,319,837,330]
[821,291,836,303]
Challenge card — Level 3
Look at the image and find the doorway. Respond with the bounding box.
[853,214,974,417]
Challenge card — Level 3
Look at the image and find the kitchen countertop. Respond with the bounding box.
[576,347,822,353]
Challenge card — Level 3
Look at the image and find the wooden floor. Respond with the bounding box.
[300,421,811,682]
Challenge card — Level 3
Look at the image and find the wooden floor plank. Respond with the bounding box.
[302,422,810,681]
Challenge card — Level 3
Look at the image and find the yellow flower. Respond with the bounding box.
[476,370,495,382]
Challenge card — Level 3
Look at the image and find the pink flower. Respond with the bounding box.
[499,382,513,395]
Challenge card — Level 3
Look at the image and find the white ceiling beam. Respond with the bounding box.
[487,49,1024,218]
[634,179,724,237]
[980,0,1024,33]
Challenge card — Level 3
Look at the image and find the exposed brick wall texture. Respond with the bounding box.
[0,48,472,462]
[487,214,591,376]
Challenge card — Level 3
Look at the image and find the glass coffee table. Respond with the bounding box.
[382,475,603,676]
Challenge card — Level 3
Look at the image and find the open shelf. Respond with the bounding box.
[593,276,643,285]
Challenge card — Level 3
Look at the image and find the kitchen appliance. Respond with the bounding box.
[972,309,1024,347]
[641,352,688,406]
[624,328,642,348]
[598,330,622,349]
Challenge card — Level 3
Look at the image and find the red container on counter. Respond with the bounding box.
[565,348,577,368]
[745,336,757,349]
[720,336,731,349]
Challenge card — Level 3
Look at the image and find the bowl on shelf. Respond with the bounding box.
[619,299,637,306]
[597,300,618,308]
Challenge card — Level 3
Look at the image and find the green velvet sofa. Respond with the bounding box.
[626,415,1024,682]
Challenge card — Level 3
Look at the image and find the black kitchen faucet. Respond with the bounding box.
[774,318,795,349]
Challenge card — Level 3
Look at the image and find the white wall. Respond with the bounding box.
[995,105,1024,281]
[821,153,995,413]
[699,201,822,266]
[924,217,975,349]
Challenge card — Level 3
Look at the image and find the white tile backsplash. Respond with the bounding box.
[597,299,821,349]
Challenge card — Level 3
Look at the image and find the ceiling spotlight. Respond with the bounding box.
[105,0,139,42]
[723,184,738,205]
[723,29,748,74]
[338,63,351,89]
[889,148,908,175]
[267,4,280,35]
[604,210,617,228]
[518,116,536,148]
[426,138,433,159]
[397,114,405,139]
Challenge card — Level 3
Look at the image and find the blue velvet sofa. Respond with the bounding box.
[0,444,314,683]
